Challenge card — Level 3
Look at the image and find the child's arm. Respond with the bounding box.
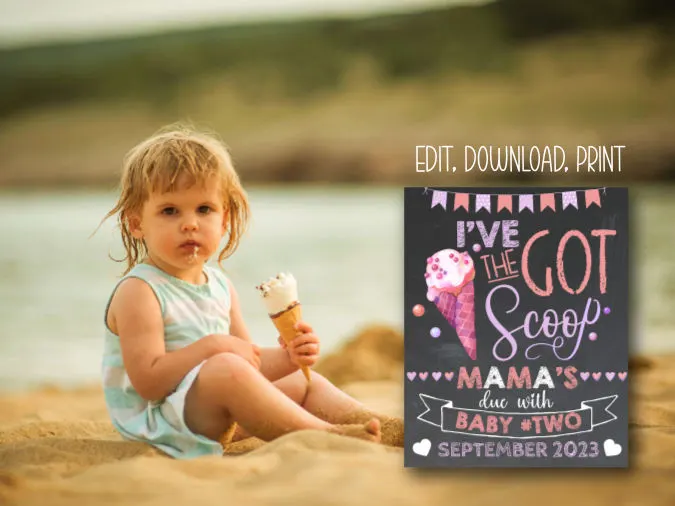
[227,278,298,381]
[111,278,251,401]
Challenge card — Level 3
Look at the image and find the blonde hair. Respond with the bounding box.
[102,124,250,274]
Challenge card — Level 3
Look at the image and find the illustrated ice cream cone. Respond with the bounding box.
[257,273,312,382]
[425,249,477,360]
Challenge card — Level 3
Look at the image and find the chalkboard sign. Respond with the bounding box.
[404,187,628,468]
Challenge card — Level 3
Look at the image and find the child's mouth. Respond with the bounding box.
[180,241,201,264]
[179,240,201,249]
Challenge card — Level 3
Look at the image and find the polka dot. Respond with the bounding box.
[436,273,443,279]
[472,243,481,253]
[432,264,439,271]
[589,332,598,341]
[412,304,425,317]
[603,307,611,315]
[430,327,441,338]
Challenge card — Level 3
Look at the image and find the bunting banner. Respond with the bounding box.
[454,193,469,211]
[431,190,447,210]
[425,188,606,214]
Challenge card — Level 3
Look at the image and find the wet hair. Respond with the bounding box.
[101,123,250,274]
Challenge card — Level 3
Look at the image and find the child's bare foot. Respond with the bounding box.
[331,418,381,443]
[339,411,404,447]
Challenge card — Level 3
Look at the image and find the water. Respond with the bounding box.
[0,186,673,393]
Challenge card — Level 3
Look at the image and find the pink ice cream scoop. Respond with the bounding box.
[424,249,477,360]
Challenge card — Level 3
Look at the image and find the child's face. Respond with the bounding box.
[129,175,227,274]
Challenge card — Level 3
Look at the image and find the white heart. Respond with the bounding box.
[412,438,431,457]
[603,438,622,457]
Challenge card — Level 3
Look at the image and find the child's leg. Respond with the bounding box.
[272,369,404,447]
[183,353,380,443]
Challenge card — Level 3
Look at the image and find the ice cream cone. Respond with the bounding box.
[257,272,312,382]
[435,291,457,325]
[435,284,477,360]
[272,303,312,382]
[426,249,477,360]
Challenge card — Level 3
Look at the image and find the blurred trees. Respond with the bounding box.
[0,1,673,120]
[0,6,507,119]
[498,0,675,39]
[498,0,675,74]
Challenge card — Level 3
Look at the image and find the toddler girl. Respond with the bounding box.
[100,125,403,458]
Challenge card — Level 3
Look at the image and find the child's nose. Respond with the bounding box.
[181,215,199,232]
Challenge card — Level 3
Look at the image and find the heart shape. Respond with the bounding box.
[412,438,432,457]
[618,372,628,381]
[418,372,429,381]
[580,372,590,381]
[406,372,416,382]
[592,372,602,381]
[605,372,616,381]
[432,372,442,381]
[444,372,454,381]
[603,438,622,457]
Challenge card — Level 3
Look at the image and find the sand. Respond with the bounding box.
[1,326,675,505]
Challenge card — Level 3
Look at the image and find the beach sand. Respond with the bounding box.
[1,326,674,505]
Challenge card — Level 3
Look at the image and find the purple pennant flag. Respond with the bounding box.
[562,191,578,209]
[431,190,447,210]
[475,194,491,213]
[519,194,534,212]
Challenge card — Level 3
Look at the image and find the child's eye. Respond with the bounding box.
[161,207,177,215]
[198,206,212,214]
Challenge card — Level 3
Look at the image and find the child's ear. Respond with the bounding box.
[125,212,144,239]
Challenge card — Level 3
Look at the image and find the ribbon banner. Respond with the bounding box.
[417,394,618,439]
[427,188,605,214]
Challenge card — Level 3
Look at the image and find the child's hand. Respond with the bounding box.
[277,321,321,368]
[207,334,261,370]
[229,338,262,370]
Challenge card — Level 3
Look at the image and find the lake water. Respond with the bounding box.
[0,186,673,393]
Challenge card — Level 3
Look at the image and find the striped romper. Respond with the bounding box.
[102,263,231,458]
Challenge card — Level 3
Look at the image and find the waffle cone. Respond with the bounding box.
[434,281,476,360]
[272,303,311,382]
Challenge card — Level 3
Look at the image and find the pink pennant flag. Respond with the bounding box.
[497,194,512,212]
[585,189,601,208]
[562,191,578,209]
[431,190,447,210]
[519,194,534,212]
[540,193,555,212]
[475,194,491,213]
[454,193,469,211]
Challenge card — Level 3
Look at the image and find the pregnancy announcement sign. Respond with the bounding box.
[404,187,628,468]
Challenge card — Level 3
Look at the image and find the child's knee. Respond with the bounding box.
[306,369,327,384]
[201,352,254,385]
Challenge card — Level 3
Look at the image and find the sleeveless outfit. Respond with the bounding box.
[101,263,231,458]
